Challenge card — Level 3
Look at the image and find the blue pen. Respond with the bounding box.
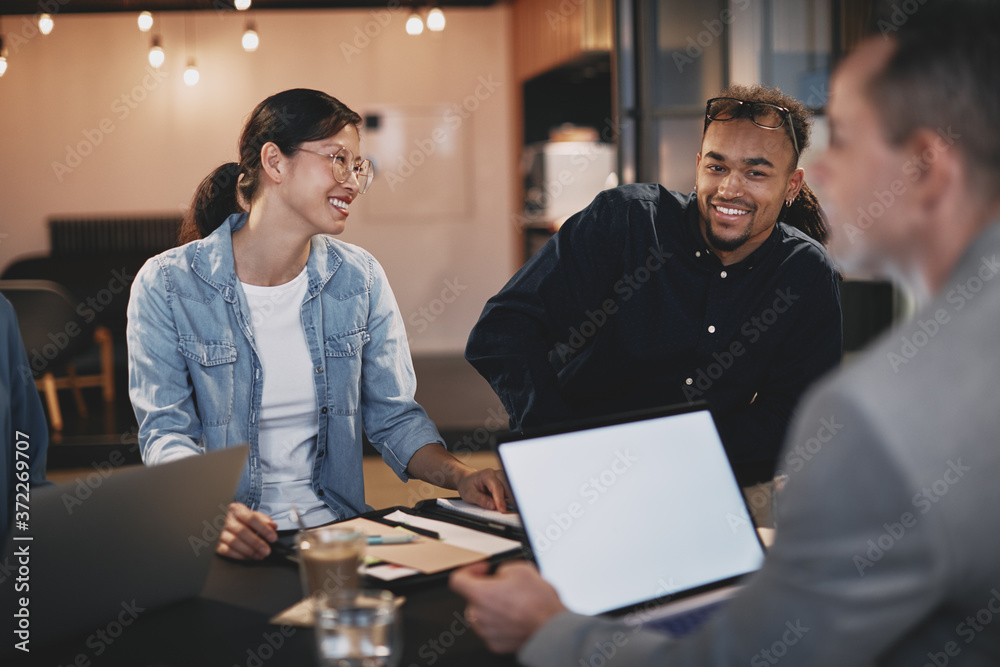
[367,534,418,545]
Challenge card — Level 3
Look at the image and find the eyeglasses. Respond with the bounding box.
[704,97,800,159]
[296,146,375,194]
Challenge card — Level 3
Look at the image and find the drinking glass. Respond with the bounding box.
[314,589,401,667]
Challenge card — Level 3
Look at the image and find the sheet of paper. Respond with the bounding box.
[382,510,522,556]
[365,563,421,581]
[337,517,489,574]
[270,596,317,627]
[270,594,407,627]
[436,498,523,528]
[757,527,774,549]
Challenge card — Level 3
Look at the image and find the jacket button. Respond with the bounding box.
[317,489,324,496]
[315,366,324,374]
[317,449,325,458]
[321,407,328,414]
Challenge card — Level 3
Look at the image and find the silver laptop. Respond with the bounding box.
[496,405,764,635]
[2,445,248,645]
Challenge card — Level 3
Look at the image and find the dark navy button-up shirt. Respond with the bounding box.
[466,185,842,481]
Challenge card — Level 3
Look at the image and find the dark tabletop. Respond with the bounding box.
[12,553,519,666]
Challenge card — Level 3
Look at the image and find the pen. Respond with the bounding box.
[367,535,418,545]
[376,518,440,540]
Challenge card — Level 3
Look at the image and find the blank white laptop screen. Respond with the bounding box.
[498,408,765,616]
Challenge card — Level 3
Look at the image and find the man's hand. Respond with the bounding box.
[457,467,510,511]
[449,560,567,654]
[216,502,278,560]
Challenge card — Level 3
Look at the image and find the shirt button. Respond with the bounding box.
[317,449,325,458]
[315,366,324,374]
[685,378,693,385]
[321,407,328,414]
[695,251,701,258]
[720,271,728,278]
[708,325,716,333]
[317,489,324,497]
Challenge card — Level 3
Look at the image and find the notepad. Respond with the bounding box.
[435,498,523,529]
[381,510,521,556]
[336,517,487,575]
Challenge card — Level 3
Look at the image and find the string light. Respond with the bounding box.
[38,13,54,35]
[242,21,259,52]
[137,11,153,32]
[148,36,165,68]
[0,32,6,78]
[234,0,252,10]
[184,59,200,86]
[183,14,199,86]
[405,10,424,35]
[427,7,445,31]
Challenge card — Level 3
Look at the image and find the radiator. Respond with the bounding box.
[49,216,182,257]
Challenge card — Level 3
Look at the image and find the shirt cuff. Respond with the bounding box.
[376,420,444,481]
[519,611,676,667]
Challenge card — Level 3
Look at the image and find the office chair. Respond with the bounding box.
[0,279,115,432]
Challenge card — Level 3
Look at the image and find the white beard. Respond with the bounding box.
[826,213,931,312]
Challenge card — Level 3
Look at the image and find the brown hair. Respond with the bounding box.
[178,89,362,245]
[711,83,828,245]
[866,0,1000,190]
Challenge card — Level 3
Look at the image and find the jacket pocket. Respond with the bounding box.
[324,327,370,415]
[179,337,237,427]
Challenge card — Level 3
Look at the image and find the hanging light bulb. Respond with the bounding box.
[405,10,424,35]
[148,36,165,68]
[137,12,154,33]
[0,36,6,78]
[242,22,259,52]
[427,7,445,32]
[184,59,200,86]
[234,0,252,10]
[38,13,54,35]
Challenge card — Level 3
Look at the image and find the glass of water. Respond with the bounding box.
[314,589,401,667]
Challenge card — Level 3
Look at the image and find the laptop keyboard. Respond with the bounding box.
[644,600,725,637]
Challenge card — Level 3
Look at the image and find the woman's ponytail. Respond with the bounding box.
[177,162,243,246]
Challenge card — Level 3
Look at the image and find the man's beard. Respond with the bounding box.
[703,197,757,252]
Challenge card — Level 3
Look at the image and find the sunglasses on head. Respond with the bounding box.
[704,97,800,158]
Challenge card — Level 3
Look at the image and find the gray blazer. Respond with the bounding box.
[520,223,1000,666]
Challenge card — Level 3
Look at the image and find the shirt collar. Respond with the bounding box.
[190,212,344,301]
[945,219,1000,288]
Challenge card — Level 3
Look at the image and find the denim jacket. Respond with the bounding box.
[127,213,442,519]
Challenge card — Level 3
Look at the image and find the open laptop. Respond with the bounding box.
[1,445,248,645]
[495,404,765,636]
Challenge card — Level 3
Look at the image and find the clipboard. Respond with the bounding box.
[412,498,525,540]
[276,504,526,591]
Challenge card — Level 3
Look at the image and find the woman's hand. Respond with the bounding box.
[216,502,278,560]
[406,443,512,511]
[457,467,510,511]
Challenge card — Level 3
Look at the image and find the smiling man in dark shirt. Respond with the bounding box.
[466,84,841,483]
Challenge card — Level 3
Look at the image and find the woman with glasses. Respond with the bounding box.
[127,89,508,560]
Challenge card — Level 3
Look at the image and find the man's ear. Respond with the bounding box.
[906,127,960,212]
[785,168,805,203]
[259,142,286,185]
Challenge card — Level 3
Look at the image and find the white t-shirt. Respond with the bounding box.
[241,267,336,530]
